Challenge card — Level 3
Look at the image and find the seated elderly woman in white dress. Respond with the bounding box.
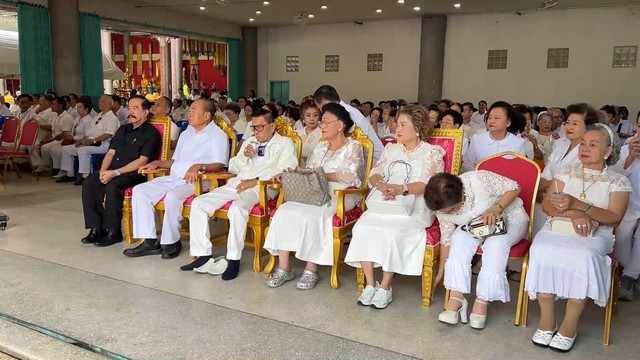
[532,104,600,235]
[296,100,322,166]
[424,171,529,330]
[524,124,631,352]
[264,103,364,290]
[344,104,444,309]
[462,101,526,172]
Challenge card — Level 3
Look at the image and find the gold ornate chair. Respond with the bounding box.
[354,128,464,305]
[264,127,374,289]
[120,116,178,244]
[201,116,302,272]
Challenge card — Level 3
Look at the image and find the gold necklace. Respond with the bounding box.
[580,166,605,200]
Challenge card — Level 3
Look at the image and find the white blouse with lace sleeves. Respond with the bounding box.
[436,217,458,247]
[370,142,445,184]
[370,144,391,179]
[308,139,364,188]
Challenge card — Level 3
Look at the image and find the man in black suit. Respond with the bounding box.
[81,96,161,247]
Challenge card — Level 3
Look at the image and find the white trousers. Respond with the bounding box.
[444,218,528,302]
[188,184,260,259]
[60,142,109,176]
[615,216,640,279]
[131,176,195,245]
[40,140,63,169]
[30,145,42,166]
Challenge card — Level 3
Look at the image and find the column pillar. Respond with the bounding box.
[101,30,113,94]
[170,38,183,99]
[48,0,82,94]
[241,26,257,98]
[156,36,170,98]
[123,32,130,68]
[417,15,447,104]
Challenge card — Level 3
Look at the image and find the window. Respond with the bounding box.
[546,48,569,69]
[487,49,508,70]
[613,46,637,68]
[286,56,299,72]
[325,55,340,72]
[367,53,383,71]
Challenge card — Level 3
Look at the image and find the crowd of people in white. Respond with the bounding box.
[2,84,639,353]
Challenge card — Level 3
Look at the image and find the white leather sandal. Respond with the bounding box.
[469,298,488,330]
[438,296,468,325]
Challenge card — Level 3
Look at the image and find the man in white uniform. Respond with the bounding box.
[30,95,58,168]
[152,96,180,149]
[312,85,383,163]
[112,95,130,126]
[181,109,298,280]
[469,100,488,137]
[40,97,74,174]
[1,94,35,149]
[57,95,120,184]
[124,99,229,259]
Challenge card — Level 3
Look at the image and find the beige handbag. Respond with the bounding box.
[281,168,331,206]
[550,217,594,236]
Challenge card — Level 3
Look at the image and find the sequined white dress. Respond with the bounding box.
[525,164,633,306]
[344,142,445,275]
[264,139,364,266]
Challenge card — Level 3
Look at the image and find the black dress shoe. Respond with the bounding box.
[55,176,76,183]
[123,239,162,257]
[73,177,84,186]
[94,229,123,247]
[51,169,60,177]
[161,241,182,259]
[81,228,104,244]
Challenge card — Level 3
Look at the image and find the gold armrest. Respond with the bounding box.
[256,179,275,186]
[141,168,169,181]
[334,188,369,227]
[199,172,237,181]
[272,183,283,189]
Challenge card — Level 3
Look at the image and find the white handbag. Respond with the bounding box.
[550,217,595,237]
[365,160,416,216]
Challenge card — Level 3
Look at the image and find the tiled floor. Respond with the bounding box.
[1,176,639,359]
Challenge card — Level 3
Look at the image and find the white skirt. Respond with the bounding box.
[264,196,356,266]
[524,227,614,307]
[344,211,429,276]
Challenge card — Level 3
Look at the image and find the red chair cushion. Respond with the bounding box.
[0,150,27,156]
[219,198,278,216]
[156,194,197,206]
[428,137,456,174]
[425,221,441,246]
[332,206,363,227]
[475,239,530,258]
[124,187,133,197]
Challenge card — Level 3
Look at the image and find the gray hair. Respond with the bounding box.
[536,111,553,124]
[585,123,620,166]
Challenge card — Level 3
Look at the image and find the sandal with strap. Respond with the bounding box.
[438,296,468,325]
[470,298,488,330]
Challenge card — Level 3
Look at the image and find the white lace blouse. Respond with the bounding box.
[436,170,529,246]
[307,138,364,191]
[554,163,632,238]
[372,142,445,224]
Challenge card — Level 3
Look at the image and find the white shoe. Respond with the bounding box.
[532,328,557,347]
[194,256,227,275]
[53,171,66,179]
[357,282,379,306]
[438,296,468,325]
[549,332,576,352]
[370,287,393,309]
[469,299,488,330]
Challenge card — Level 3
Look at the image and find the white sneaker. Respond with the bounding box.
[370,287,393,309]
[532,328,557,347]
[194,256,227,275]
[357,282,379,306]
[549,332,576,352]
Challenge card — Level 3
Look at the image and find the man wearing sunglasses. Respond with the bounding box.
[182,109,299,281]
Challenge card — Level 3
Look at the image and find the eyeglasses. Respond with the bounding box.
[250,124,270,132]
[320,119,341,127]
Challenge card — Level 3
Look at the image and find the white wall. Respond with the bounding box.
[443,6,640,113]
[257,18,422,103]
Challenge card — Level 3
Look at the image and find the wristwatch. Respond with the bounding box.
[115,169,122,176]
[402,184,409,196]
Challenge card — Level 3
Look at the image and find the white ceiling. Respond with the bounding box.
[126,0,640,26]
